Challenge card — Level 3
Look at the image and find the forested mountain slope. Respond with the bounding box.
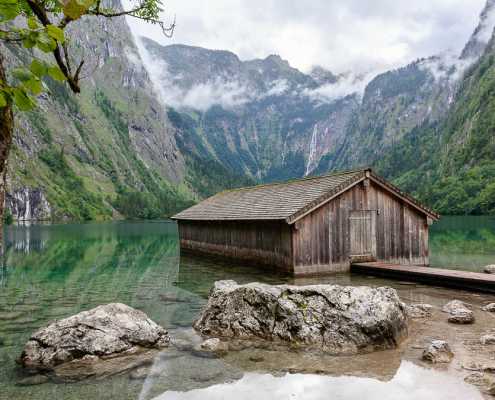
[5,0,495,220]
[375,32,495,215]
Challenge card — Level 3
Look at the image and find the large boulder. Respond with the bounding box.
[193,280,408,355]
[19,303,170,373]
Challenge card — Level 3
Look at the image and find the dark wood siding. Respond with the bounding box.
[178,220,293,271]
[291,180,429,275]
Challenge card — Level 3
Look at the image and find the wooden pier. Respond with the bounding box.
[351,262,495,294]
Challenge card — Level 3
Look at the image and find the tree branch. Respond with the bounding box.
[25,0,81,92]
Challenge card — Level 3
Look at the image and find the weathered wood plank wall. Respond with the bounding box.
[178,220,293,271]
[292,180,429,275]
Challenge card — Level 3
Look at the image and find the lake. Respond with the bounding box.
[0,216,494,399]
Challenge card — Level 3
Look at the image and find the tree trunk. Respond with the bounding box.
[0,51,14,259]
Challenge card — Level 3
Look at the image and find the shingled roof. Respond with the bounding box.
[172,169,439,224]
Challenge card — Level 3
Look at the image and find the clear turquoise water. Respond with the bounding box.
[0,217,493,399]
[430,216,495,271]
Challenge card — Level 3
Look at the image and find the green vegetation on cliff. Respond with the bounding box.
[376,46,495,215]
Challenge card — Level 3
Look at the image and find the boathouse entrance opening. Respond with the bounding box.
[349,210,377,262]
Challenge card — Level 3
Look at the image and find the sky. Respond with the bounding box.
[126,0,488,74]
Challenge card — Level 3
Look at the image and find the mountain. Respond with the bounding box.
[3,3,251,221]
[5,0,495,220]
[374,27,495,215]
[140,37,360,182]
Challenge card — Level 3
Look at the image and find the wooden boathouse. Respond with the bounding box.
[172,169,439,276]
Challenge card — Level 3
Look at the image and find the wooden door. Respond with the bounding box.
[349,210,377,262]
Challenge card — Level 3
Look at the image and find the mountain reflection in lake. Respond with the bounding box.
[153,361,482,400]
[0,219,493,400]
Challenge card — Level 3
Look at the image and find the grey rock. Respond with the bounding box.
[193,280,408,355]
[442,300,474,324]
[483,265,495,274]
[481,303,495,312]
[19,303,170,371]
[442,300,472,313]
[408,303,433,318]
[448,309,475,324]
[481,334,495,345]
[422,340,454,363]
[199,338,228,352]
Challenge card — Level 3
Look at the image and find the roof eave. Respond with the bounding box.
[285,170,440,224]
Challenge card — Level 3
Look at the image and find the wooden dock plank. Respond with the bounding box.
[351,262,495,294]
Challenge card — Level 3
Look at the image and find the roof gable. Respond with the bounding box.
[172,169,439,223]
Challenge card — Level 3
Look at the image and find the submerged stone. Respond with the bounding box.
[408,304,433,319]
[16,374,49,386]
[19,303,170,376]
[483,265,495,274]
[442,300,472,313]
[481,303,495,312]
[448,309,475,324]
[480,334,495,345]
[193,280,408,355]
[443,300,475,324]
[422,340,454,363]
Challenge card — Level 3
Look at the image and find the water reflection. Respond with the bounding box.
[430,216,495,271]
[0,220,492,400]
[152,361,482,400]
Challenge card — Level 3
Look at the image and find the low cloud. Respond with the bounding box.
[132,36,254,111]
[418,52,475,83]
[301,72,378,103]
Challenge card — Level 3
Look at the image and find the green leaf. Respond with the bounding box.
[63,0,95,20]
[22,35,37,48]
[12,67,34,82]
[0,92,7,107]
[47,66,66,81]
[23,78,43,95]
[27,16,38,29]
[46,24,65,43]
[0,0,19,22]
[12,88,35,111]
[36,32,57,52]
[30,59,47,77]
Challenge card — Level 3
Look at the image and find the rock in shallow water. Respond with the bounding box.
[442,300,472,313]
[481,334,495,345]
[407,304,433,319]
[481,303,495,312]
[193,280,408,355]
[443,300,475,324]
[448,309,475,324]
[19,303,170,372]
[422,340,454,363]
[483,265,495,274]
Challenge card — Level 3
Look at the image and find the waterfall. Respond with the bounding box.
[305,124,318,176]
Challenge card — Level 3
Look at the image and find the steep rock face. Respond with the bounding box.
[6,188,51,221]
[194,280,408,354]
[6,1,251,220]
